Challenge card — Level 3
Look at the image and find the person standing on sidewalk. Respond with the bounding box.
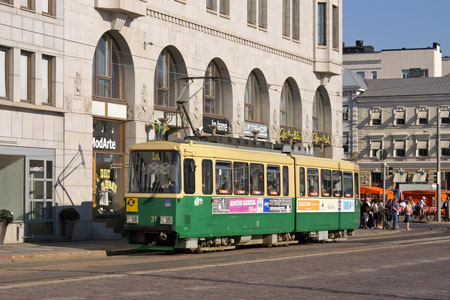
[385,199,392,229]
[405,199,413,231]
[377,198,384,229]
[392,197,400,230]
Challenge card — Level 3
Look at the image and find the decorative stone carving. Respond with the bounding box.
[84,97,92,114]
[127,104,136,120]
[236,102,242,126]
[65,96,72,111]
[75,72,81,96]
[193,96,199,119]
[272,109,278,136]
[141,84,149,112]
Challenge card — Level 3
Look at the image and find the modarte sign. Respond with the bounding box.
[92,137,117,150]
[93,120,121,151]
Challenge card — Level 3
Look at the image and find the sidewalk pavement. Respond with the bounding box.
[0,238,135,263]
[1,222,449,263]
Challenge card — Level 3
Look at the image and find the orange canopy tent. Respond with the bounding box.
[360,186,394,200]
[402,190,449,207]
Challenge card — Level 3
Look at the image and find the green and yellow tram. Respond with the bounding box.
[124,139,360,251]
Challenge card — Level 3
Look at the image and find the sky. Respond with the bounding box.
[343,0,450,57]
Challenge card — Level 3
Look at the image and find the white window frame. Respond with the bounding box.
[441,109,450,124]
[343,105,349,121]
[370,108,382,126]
[416,107,429,125]
[343,132,349,153]
[370,140,382,157]
[394,140,406,157]
[0,47,8,100]
[393,108,406,126]
[416,140,429,157]
[441,140,450,156]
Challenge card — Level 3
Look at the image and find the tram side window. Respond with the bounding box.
[343,171,353,197]
[307,168,319,197]
[250,163,264,195]
[332,170,342,197]
[299,167,305,196]
[354,172,359,198]
[216,161,232,195]
[234,162,249,195]
[321,169,331,197]
[184,159,195,194]
[202,160,213,195]
[267,165,280,196]
[283,166,289,196]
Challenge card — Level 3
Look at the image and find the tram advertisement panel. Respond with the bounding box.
[212,197,292,214]
[296,199,355,213]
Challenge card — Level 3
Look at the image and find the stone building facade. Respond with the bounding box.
[355,77,450,193]
[0,0,343,243]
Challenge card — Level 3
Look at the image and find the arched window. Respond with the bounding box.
[245,72,262,122]
[203,61,223,116]
[313,89,324,132]
[94,33,124,99]
[280,81,294,127]
[155,49,180,109]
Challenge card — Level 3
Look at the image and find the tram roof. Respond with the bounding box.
[129,140,358,170]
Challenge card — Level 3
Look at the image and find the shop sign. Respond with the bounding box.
[93,138,117,150]
[244,122,268,139]
[93,120,121,151]
[203,116,230,134]
[280,128,302,142]
[312,131,331,145]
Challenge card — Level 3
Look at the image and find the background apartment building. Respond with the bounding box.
[343,40,447,79]
[342,69,367,160]
[355,77,450,193]
[0,0,343,243]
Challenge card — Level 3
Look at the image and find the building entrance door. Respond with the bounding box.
[26,158,54,236]
[93,153,124,220]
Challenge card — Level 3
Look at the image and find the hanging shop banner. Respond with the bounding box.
[212,197,292,214]
[244,122,268,139]
[203,116,230,135]
[92,119,121,152]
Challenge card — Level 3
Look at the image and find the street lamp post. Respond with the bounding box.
[437,106,441,222]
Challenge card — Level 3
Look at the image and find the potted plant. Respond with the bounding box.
[59,207,80,241]
[0,209,13,244]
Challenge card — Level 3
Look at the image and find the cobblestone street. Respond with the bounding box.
[1,226,450,300]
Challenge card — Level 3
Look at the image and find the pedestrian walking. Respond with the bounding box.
[361,199,370,229]
[392,197,400,230]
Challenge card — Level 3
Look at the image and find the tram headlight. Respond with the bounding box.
[126,215,139,224]
[160,216,173,225]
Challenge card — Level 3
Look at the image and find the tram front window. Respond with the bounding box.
[129,151,181,193]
